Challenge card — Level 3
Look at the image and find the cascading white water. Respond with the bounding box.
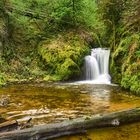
[84,48,111,84]
[85,56,100,80]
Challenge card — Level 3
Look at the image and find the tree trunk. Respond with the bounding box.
[0,107,140,140]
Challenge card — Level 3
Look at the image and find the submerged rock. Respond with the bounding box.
[0,95,10,107]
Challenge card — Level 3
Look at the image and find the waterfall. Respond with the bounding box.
[84,48,111,84]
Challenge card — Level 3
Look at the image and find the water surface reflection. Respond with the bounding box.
[0,83,140,126]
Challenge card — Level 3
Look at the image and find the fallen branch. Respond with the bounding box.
[0,120,18,133]
[0,117,6,123]
[0,107,140,140]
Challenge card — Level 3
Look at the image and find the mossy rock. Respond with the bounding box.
[38,32,90,81]
[110,34,140,93]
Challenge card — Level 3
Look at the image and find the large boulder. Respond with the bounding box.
[38,31,90,81]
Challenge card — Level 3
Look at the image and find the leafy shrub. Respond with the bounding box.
[110,34,140,93]
[0,73,6,86]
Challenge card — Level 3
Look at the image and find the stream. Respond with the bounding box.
[0,82,140,139]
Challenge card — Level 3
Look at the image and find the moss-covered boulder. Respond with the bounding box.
[110,34,140,94]
[38,32,90,81]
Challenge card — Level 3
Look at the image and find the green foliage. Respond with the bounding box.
[98,0,126,48]
[0,73,6,86]
[10,0,102,32]
[99,0,140,93]
[121,0,140,34]
[110,33,140,93]
[135,51,140,58]
[121,65,140,94]
[98,0,140,48]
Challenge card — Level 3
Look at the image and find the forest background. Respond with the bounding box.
[0,0,139,94]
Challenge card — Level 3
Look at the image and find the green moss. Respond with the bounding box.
[110,37,129,83]
[121,64,140,94]
[0,73,6,86]
[43,75,61,81]
[38,32,90,81]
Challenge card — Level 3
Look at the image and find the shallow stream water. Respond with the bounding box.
[0,82,140,139]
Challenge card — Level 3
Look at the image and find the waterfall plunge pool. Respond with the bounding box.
[0,83,140,127]
[0,82,140,139]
